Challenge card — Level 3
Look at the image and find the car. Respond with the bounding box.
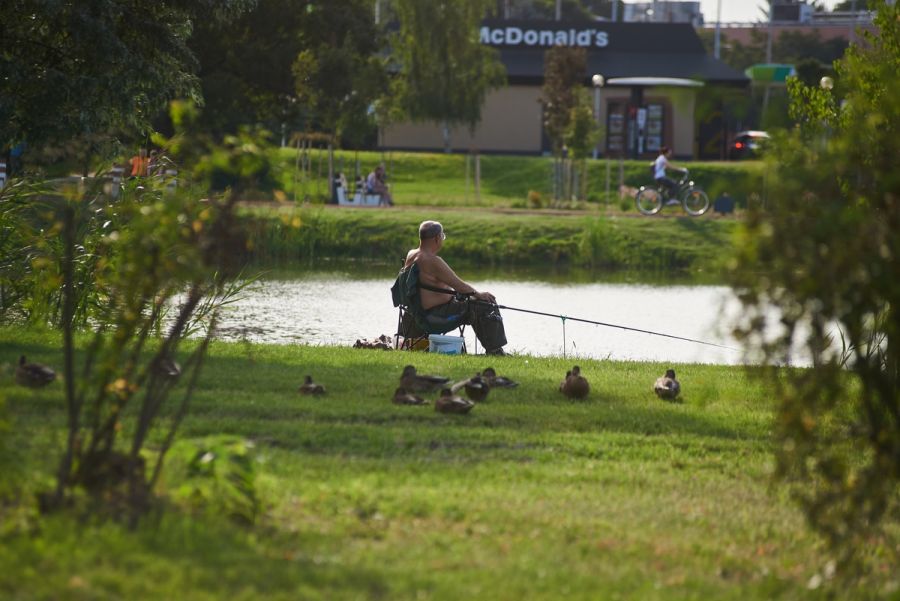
[729,130,770,160]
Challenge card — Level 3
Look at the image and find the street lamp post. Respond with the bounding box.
[592,74,605,160]
[591,73,608,204]
[819,76,835,144]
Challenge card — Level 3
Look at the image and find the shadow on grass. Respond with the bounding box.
[1,507,390,599]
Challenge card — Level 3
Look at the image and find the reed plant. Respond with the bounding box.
[237,205,738,273]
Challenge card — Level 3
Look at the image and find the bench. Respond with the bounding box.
[336,186,384,207]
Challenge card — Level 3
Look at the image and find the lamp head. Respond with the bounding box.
[591,74,605,88]
[819,76,834,91]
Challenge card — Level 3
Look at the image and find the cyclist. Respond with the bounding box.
[653,147,682,205]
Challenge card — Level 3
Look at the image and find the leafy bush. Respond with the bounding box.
[729,0,900,572]
[0,104,276,523]
[166,436,259,525]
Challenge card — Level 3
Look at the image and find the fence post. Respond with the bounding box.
[110,166,125,198]
[165,169,178,194]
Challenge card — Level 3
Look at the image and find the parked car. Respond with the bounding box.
[729,130,770,160]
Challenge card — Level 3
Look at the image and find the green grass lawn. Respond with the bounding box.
[274,149,765,210]
[0,327,872,600]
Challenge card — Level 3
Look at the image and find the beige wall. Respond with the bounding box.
[667,87,696,157]
[382,86,544,153]
[382,84,698,158]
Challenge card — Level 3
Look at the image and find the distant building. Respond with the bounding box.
[704,0,877,50]
[770,1,816,24]
[381,19,747,159]
[623,1,702,26]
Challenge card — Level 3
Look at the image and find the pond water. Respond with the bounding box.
[212,265,759,365]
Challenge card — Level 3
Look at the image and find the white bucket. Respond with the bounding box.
[428,334,464,355]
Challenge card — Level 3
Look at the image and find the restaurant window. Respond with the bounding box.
[606,100,666,158]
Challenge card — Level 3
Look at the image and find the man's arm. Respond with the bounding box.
[426,256,496,303]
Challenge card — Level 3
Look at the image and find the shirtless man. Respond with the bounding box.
[404,220,508,355]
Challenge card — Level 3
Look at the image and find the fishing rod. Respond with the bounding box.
[497,303,737,351]
[418,282,738,352]
[463,295,738,352]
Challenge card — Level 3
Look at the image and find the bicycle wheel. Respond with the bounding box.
[635,187,663,216]
[682,188,710,216]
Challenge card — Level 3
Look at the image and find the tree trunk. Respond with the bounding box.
[442,122,451,153]
[475,152,481,202]
[55,204,78,504]
[327,140,334,203]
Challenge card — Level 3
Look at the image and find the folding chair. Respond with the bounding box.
[391,263,468,352]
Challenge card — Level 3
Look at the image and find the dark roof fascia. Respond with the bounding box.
[480,19,707,54]
[499,48,748,86]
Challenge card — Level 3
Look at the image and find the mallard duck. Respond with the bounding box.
[298,375,326,395]
[481,367,518,388]
[15,355,56,388]
[400,365,449,392]
[654,369,681,400]
[451,374,489,402]
[152,356,181,380]
[434,388,474,414]
[560,365,589,399]
[393,387,428,406]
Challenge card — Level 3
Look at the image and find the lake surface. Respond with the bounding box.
[212,267,757,365]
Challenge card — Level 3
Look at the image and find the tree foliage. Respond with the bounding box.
[291,0,387,145]
[729,0,900,571]
[188,0,307,136]
[0,0,254,151]
[389,0,506,139]
[540,46,587,156]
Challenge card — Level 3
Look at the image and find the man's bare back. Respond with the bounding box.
[405,221,495,310]
[402,220,507,354]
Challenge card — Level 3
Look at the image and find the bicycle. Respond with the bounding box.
[634,168,710,216]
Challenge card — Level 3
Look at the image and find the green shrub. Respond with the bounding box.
[166,436,259,525]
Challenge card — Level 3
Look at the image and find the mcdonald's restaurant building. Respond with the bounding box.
[381,20,748,160]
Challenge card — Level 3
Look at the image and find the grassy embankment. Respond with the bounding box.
[238,205,739,273]
[1,327,876,600]
[273,149,765,210]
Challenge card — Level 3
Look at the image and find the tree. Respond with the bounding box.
[540,46,586,156]
[390,0,506,152]
[0,0,254,153]
[563,88,601,201]
[291,1,387,143]
[832,0,874,9]
[188,0,308,137]
[729,0,900,573]
[540,46,587,202]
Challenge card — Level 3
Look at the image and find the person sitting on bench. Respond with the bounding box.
[403,220,508,355]
[366,165,393,206]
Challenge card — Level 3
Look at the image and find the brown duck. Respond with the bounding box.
[400,365,449,392]
[152,356,181,380]
[481,367,518,388]
[393,387,428,406]
[560,365,589,399]
[451,374,490,402]
[298,375,326,395]
[15,356,56,388]
[654,369,681,400]
[434,388,475,414]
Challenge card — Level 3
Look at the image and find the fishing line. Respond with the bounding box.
[467,297,738,352]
